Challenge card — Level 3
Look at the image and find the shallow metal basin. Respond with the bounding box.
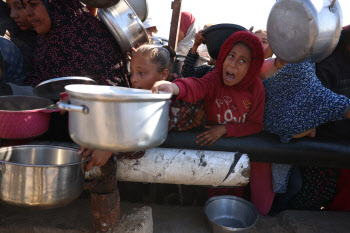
[0,145,87,209]
[205,195,259,232]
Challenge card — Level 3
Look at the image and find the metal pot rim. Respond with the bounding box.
[0,95,54,112]
[0,145,89,167]
[65,84,172,101]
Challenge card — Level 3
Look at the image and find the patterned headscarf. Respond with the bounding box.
[24,0,129,87]
[0,37,26,85]
[215,31,264,91]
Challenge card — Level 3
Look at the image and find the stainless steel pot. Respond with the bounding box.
[267,0,342,63]
[0,145,88,209]
[127,0,149,22]
[57,85,172,152]
[97,0,148,56]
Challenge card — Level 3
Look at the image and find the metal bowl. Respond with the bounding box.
[0,145,88,209]
[204,195,258,233]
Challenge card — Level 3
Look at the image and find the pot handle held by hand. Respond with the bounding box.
[57,101,89,114]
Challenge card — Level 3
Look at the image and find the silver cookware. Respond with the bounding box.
[33,76,97,100]
[57,85,172,152]
[97,0,148,56]
[0,145,88,209]
[127,0,149,22]
[205,195,258,233]
[267,0,342,63]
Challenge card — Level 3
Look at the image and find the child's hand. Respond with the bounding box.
[194,30,205,46]
[78,147,113,171]
[152,81,179,95]
[196,125,227,146]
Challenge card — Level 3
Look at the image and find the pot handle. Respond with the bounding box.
[39,104,61,113]
[57,101,89,114]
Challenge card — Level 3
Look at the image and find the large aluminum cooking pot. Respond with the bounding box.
[0,145,88,209]
[0,96,59,139]
[97,0,148,56]
[57,85,172,152]
[267,0,342,63]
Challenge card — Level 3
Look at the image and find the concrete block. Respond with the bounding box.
[116,206,153,233]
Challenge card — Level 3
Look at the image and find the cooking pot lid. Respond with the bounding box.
[65,85,172,101]
[34,77,97,100]
[0,95,53,111]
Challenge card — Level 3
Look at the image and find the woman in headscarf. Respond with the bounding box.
[22,0,129,88]
[6,0,37,74]
[176,12,208,57]
[0,36,26,85]
[0,37,34,95]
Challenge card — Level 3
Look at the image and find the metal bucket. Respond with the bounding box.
[0,145,88,209]
[204,195,258,233]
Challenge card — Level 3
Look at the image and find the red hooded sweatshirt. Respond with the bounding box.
[174,31,265,137]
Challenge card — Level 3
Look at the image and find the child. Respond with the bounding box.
[152,31,265,146]
[181,29,215,78]
[152,32,270,212]
[80,45,206,170]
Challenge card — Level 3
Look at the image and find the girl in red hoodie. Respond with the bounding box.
[152,31,265,146]
[152,31,271,214]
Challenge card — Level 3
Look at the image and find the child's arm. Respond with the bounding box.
[196,125,227,146]
[152,80,180,95]
[78,147,113,171]
[181,30,207,78]
[152,72,218,102]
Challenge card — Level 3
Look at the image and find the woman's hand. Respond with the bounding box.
[196,125,227,146]
[151,81,179,95]
[78,147,113,171]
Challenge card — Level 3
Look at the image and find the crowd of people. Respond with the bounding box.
[1,0,350,216]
